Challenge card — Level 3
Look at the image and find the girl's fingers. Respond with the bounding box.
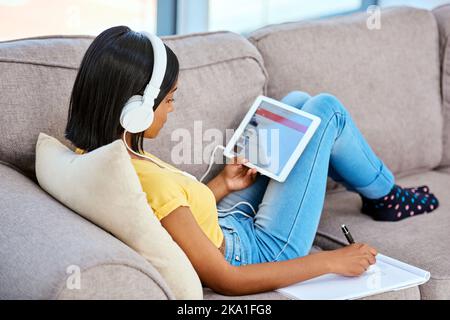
[245,168,258,181]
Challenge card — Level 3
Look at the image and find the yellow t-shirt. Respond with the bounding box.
[74,147,224,248]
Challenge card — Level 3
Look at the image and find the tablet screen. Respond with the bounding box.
[231,100,314,175]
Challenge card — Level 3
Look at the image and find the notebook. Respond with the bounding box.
[277,253,430,300]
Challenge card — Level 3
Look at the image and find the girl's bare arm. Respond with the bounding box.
[161,206,377,296]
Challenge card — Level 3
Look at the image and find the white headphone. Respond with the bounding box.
[119,31,197,181]
[120,31,165,133]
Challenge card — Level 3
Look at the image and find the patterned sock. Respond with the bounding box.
[405,185,430,194]
[360,184,439,221]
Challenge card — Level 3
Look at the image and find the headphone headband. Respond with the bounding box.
[140,31,167,102]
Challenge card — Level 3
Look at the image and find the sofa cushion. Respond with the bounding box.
[35,133,202,299]
[0,31,267,182]
[315,169,450,300]
[248,7,442,180]
[437,166,450,174]
[0,163,172,300]
[433,5,450,167]
[57,265,169,300]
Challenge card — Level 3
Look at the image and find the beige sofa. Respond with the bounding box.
[1,6,450,300]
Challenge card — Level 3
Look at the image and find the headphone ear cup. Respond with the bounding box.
[120,95,154,133]
[120,95,142,130]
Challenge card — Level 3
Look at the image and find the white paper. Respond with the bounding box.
[277,254,430,300]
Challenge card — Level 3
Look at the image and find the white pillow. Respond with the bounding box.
[35,132,203,300]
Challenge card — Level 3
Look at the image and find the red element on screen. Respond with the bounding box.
[255,108,308,133]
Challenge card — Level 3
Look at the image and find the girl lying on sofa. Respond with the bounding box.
[66,26,439,296]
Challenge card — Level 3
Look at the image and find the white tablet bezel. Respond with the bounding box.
[224,95,321,182]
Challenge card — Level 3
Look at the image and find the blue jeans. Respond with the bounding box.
[217,91,395,266]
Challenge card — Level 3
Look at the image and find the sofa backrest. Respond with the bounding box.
[248,6,443,177]
[0,7,445,182]
[0,32,267,181]
[0,36,93,180]
[433,4,450,167]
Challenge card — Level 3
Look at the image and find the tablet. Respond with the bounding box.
[224,95,321,182]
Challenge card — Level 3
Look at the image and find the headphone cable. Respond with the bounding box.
[122,130,256,217]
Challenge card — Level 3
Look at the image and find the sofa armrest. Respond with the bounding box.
[433,5,450,167]
[0,163,173,300]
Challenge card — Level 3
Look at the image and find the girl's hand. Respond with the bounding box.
[324,243,378,277]
[220,157,258,192]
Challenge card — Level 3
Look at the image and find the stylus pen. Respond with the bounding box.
[341,224,355,244]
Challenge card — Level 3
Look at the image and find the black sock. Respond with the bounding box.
[405,185,430,194]
[360,184,439,221]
